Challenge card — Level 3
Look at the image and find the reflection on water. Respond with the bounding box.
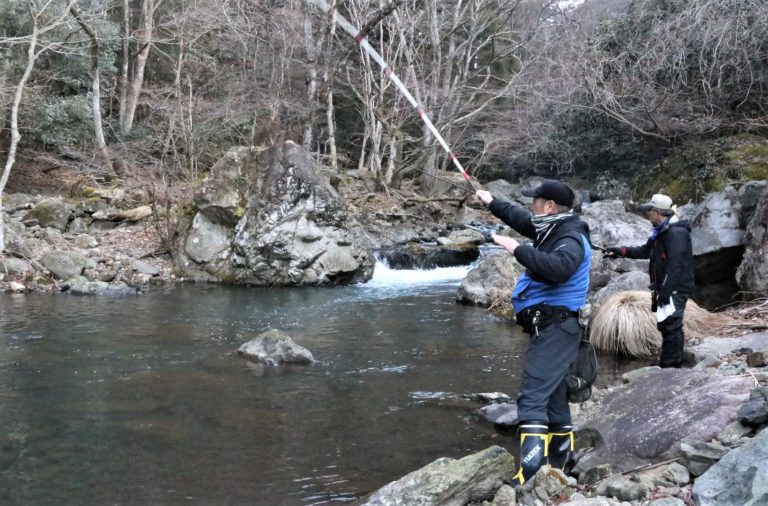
[0,266,528,506]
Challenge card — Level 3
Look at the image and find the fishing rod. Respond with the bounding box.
[304,0,477,191]
[408,166,474,194]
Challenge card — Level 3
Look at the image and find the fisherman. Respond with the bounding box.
[476,180,591,485]
[604,193,694,368]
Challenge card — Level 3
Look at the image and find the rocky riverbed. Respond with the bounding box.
[354,331,768,506]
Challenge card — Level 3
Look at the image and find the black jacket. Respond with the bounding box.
[622,220,695,298]
[488,199,591,284]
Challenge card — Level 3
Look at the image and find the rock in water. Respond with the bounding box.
[174,141,374,286]
[238,329,314,366]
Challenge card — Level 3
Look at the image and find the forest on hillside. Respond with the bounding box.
[1,0,767,197]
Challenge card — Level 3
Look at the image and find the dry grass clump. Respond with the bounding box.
[590,291,731,358]
[487,287,515,320]
[684,301,733,338]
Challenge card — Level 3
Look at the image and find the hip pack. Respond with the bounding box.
[515,304,578,335]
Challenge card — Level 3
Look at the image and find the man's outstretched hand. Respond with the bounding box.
[492,234,519,254]
[475,190,493,206]
[604,247,626,259]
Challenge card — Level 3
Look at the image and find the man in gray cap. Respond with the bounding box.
[476,180,591,484]
[604,193,695,368]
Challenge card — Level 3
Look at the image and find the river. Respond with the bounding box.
[0,261,533,505]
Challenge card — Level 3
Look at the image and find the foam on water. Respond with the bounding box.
[363,261,472,287]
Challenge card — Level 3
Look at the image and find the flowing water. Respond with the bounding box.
[0,262,532,505]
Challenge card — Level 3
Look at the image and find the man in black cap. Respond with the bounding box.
[604,193,694,368]
[476,180,591,484]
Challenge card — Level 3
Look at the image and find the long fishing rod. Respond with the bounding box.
[408,166,474,194]
[304,0,477,191]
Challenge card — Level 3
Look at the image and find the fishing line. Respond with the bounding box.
[304,0,477,191]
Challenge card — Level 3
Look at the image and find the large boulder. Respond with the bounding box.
[23,198,74,231]
[692,427,768,506]
[173,142,374,285]
[590,271,651,308]
[4,193,37,213]
[581,200,649,250]
[580,201,650,292]
[62,276,139,296]
[456,251,523,307]
[681,181,767,307]
[483,180,521,203]
[684,182,767,255]
[39,250,88,280]
[736,190,768,297]
[574,369,754,476]
[0,257,32,275]
[360,446,516,506]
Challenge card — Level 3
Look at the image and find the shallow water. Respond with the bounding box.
[0,264,533,505]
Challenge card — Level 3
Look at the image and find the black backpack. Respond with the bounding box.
[566,327,598,403]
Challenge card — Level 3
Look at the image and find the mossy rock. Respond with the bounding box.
[490,306,515,321]
[82,186,98,198]
[633,134,768,204]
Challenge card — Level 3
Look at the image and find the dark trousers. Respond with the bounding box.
[516,316,582,425]
[657,294,687,368]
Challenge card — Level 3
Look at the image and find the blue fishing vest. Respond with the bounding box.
[511,234,592,313]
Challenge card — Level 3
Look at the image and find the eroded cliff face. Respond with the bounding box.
[737,190,768,298]
[173,141,374,286]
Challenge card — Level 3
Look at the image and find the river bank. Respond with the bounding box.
[354,330,768,506]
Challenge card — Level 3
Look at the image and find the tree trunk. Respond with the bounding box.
[118,0,129,134]
[322,1,338,170]
[420,0,442,195]
[1,12,40,251]
[325,89,338,170]
[384,135,398,188]
[70,1,114,174]
[121,0,157,134]
[302,14,318,149]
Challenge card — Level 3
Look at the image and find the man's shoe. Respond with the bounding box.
[547,424,574,472]
[511,422,548,485]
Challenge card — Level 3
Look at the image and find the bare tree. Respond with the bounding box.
[336,0,560,192]
[118,0,129,131]
[1,0,77,251]
[68,0,114,173]
[120,0,165,134]
[152,0,224,178]
[574,0,768,141]
[301,0,342,169]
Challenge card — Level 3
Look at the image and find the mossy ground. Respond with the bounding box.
[632,134,768,204]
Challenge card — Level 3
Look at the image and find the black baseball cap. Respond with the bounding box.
[521,180,575,207]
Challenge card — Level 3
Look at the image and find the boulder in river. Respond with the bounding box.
[238,329,315,366]
[174,141,374,286]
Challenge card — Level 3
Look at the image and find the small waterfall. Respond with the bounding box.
[362,242,501,290]
[365,261,472,287]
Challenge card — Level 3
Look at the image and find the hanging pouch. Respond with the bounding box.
[566,326,598,403]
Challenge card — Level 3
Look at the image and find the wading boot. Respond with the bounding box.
[510,422,548,486]
[547,424,574,473]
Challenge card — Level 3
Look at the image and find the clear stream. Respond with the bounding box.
[0,263,628,505]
